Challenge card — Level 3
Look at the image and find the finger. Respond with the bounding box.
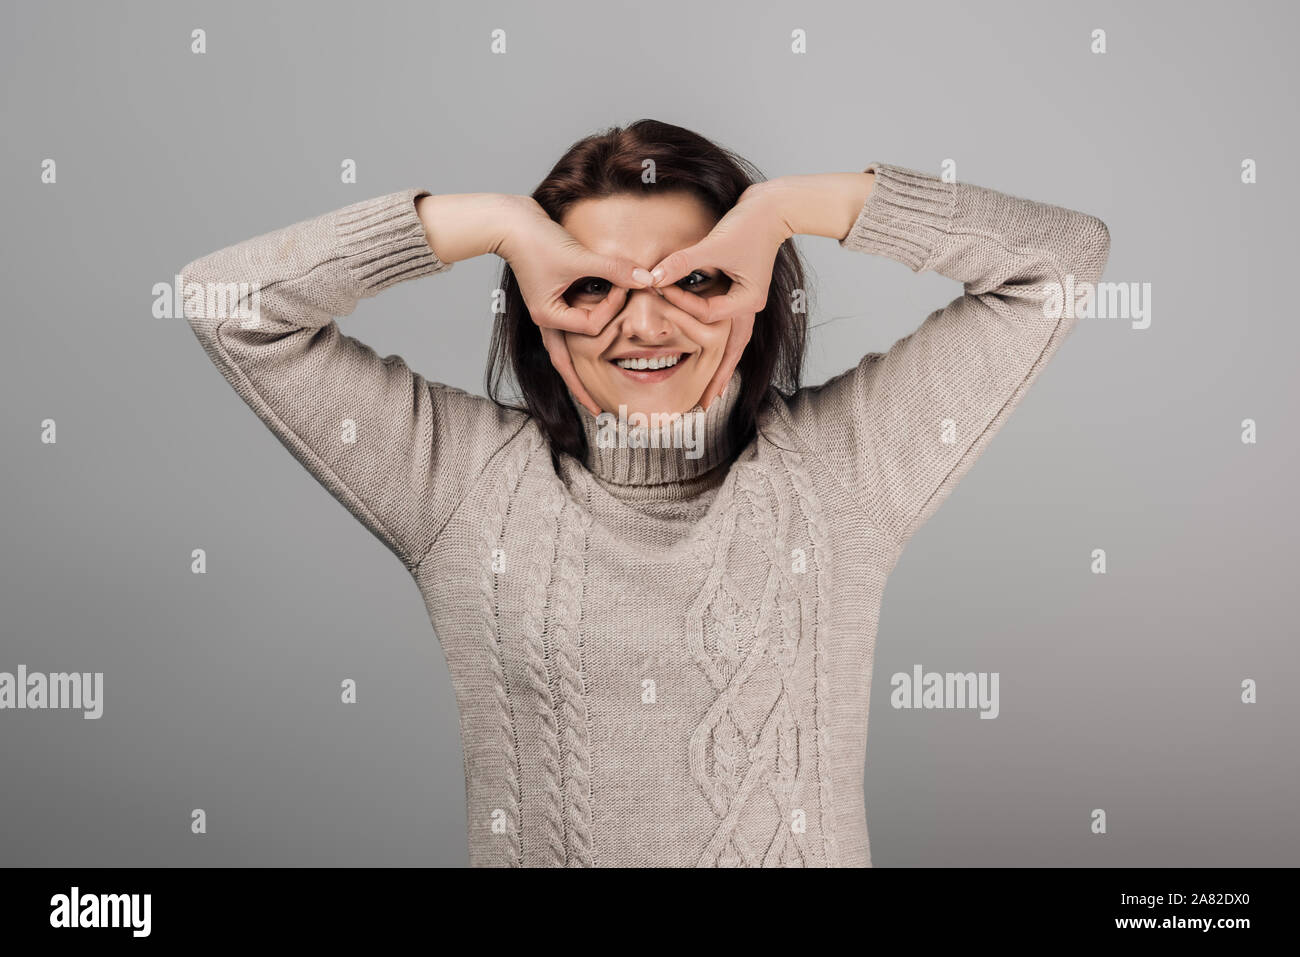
[647,241,709,288]
[582,282,631,334]
[700,353,734,412]
[588,252,653,291]
[708,287,768,321]
[656,281,762,326]
[545,332,600,417]
[536,281,630,337]
[654,281,717,323]
[700,315,754,410]
[540,326,601,416]
[537,301,614,336]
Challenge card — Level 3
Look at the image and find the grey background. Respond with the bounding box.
[2,0,1296,867]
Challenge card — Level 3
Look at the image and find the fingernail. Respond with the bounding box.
[650,267,665,283]
[632,268,654,286]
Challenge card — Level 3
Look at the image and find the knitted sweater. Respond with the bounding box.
[180,163,1110,867]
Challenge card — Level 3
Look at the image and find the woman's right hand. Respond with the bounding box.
[496,197,653,415]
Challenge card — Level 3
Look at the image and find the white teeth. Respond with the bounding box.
[614,353,683,371]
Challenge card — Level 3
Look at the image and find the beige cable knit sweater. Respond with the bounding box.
[180,163,1110,867]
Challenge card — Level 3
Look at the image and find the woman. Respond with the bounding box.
[180,119,1110,867]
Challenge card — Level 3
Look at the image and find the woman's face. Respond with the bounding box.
[559,191,733,417]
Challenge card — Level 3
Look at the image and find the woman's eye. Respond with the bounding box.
[568,271,720,303]
[677,270,713,291]
[572,277,611,300]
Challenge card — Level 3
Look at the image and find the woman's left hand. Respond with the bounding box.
[646,182,794,410]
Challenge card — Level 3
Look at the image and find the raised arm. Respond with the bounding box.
[782,163,1111,547]
[180,190,529,571]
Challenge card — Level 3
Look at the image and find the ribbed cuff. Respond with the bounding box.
[839,163,956,271]
[334,189,451,295]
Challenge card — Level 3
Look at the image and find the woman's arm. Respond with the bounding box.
[180,189,530,571]
[776,163,1111,548]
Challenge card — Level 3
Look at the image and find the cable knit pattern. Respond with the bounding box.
[766,407,842,868]
[692,459,809,866]
[550,498,596,866]
[180,165,1110,866]
[516,468,567,866]
[475,428,539,866]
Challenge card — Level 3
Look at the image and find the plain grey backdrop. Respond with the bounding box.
[2,0,1297,866]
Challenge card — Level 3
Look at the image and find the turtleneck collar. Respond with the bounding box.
[572,373,744,487]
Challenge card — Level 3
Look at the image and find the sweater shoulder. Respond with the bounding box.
[411,393,541,565]
[756,384,898,538]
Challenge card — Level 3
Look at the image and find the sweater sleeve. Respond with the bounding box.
[784,163,1111,548]
[180,190,528,570]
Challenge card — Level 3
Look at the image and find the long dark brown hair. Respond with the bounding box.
[486,119,812,466]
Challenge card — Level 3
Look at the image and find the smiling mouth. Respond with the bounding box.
[608,351,691,381]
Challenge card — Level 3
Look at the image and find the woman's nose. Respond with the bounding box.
[619,286,674,340]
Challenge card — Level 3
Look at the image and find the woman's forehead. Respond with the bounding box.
[560,192,716,265]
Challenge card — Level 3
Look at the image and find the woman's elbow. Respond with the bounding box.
[1073,213,1111,287]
